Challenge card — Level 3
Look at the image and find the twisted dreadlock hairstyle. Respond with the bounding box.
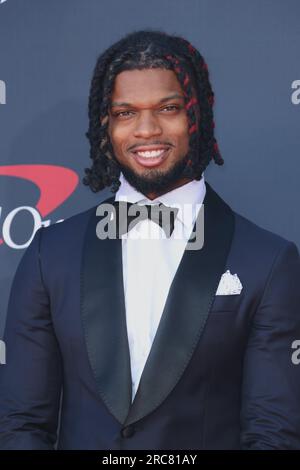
[83,30,224,194]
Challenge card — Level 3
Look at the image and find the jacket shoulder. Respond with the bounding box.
[41,205,95,242]
[207,181,298,255]
[235,211,294,244]
[233,210,299,260]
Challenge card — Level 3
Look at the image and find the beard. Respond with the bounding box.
[118,151,192,196]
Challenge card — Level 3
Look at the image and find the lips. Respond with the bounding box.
[131,145,171,168]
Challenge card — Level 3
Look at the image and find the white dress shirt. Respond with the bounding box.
[114,172,206,402]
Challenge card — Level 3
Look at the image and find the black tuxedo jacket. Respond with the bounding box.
[1,182,300,449]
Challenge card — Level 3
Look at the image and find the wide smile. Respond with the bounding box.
[131,148,171,168]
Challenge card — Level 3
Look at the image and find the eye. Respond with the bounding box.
[160,105,180,112]
[113,110,135,118]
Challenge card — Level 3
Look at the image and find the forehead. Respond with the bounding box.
[110,68,184,104]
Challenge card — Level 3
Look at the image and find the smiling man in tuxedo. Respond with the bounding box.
[1,30,300,450]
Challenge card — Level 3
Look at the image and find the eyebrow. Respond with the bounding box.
[110,93,185,108]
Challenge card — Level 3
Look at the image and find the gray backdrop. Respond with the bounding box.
[0,0,299,337]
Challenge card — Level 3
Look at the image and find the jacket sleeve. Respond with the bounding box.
[0,227,63,449]
[240,241,300,449]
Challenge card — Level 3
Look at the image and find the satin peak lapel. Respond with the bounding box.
[81,195,132,424]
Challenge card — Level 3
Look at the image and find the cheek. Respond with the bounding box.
[108,125,126,152]
[168,116,189,149]
[173,112,188,133]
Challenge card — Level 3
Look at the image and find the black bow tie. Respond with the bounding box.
[112,200,179,238]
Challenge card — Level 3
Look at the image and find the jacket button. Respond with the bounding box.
[121,425,135,438]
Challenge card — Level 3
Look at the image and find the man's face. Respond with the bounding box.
[108,68,192,198]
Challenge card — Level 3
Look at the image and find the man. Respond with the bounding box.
[0,30,300,450]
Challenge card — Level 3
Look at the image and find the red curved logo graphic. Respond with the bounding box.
[0,164,79,245]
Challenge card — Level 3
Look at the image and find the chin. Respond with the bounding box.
[119,152,191,192]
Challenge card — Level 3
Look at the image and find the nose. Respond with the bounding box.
[133,110,163,138]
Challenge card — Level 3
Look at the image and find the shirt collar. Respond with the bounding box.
[114,171,206,230]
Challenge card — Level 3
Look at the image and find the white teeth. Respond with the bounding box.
[136,149,165,158]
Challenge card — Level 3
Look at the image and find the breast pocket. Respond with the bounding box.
[209,293,243,313]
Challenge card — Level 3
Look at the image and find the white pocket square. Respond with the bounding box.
[215,270,243,295]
